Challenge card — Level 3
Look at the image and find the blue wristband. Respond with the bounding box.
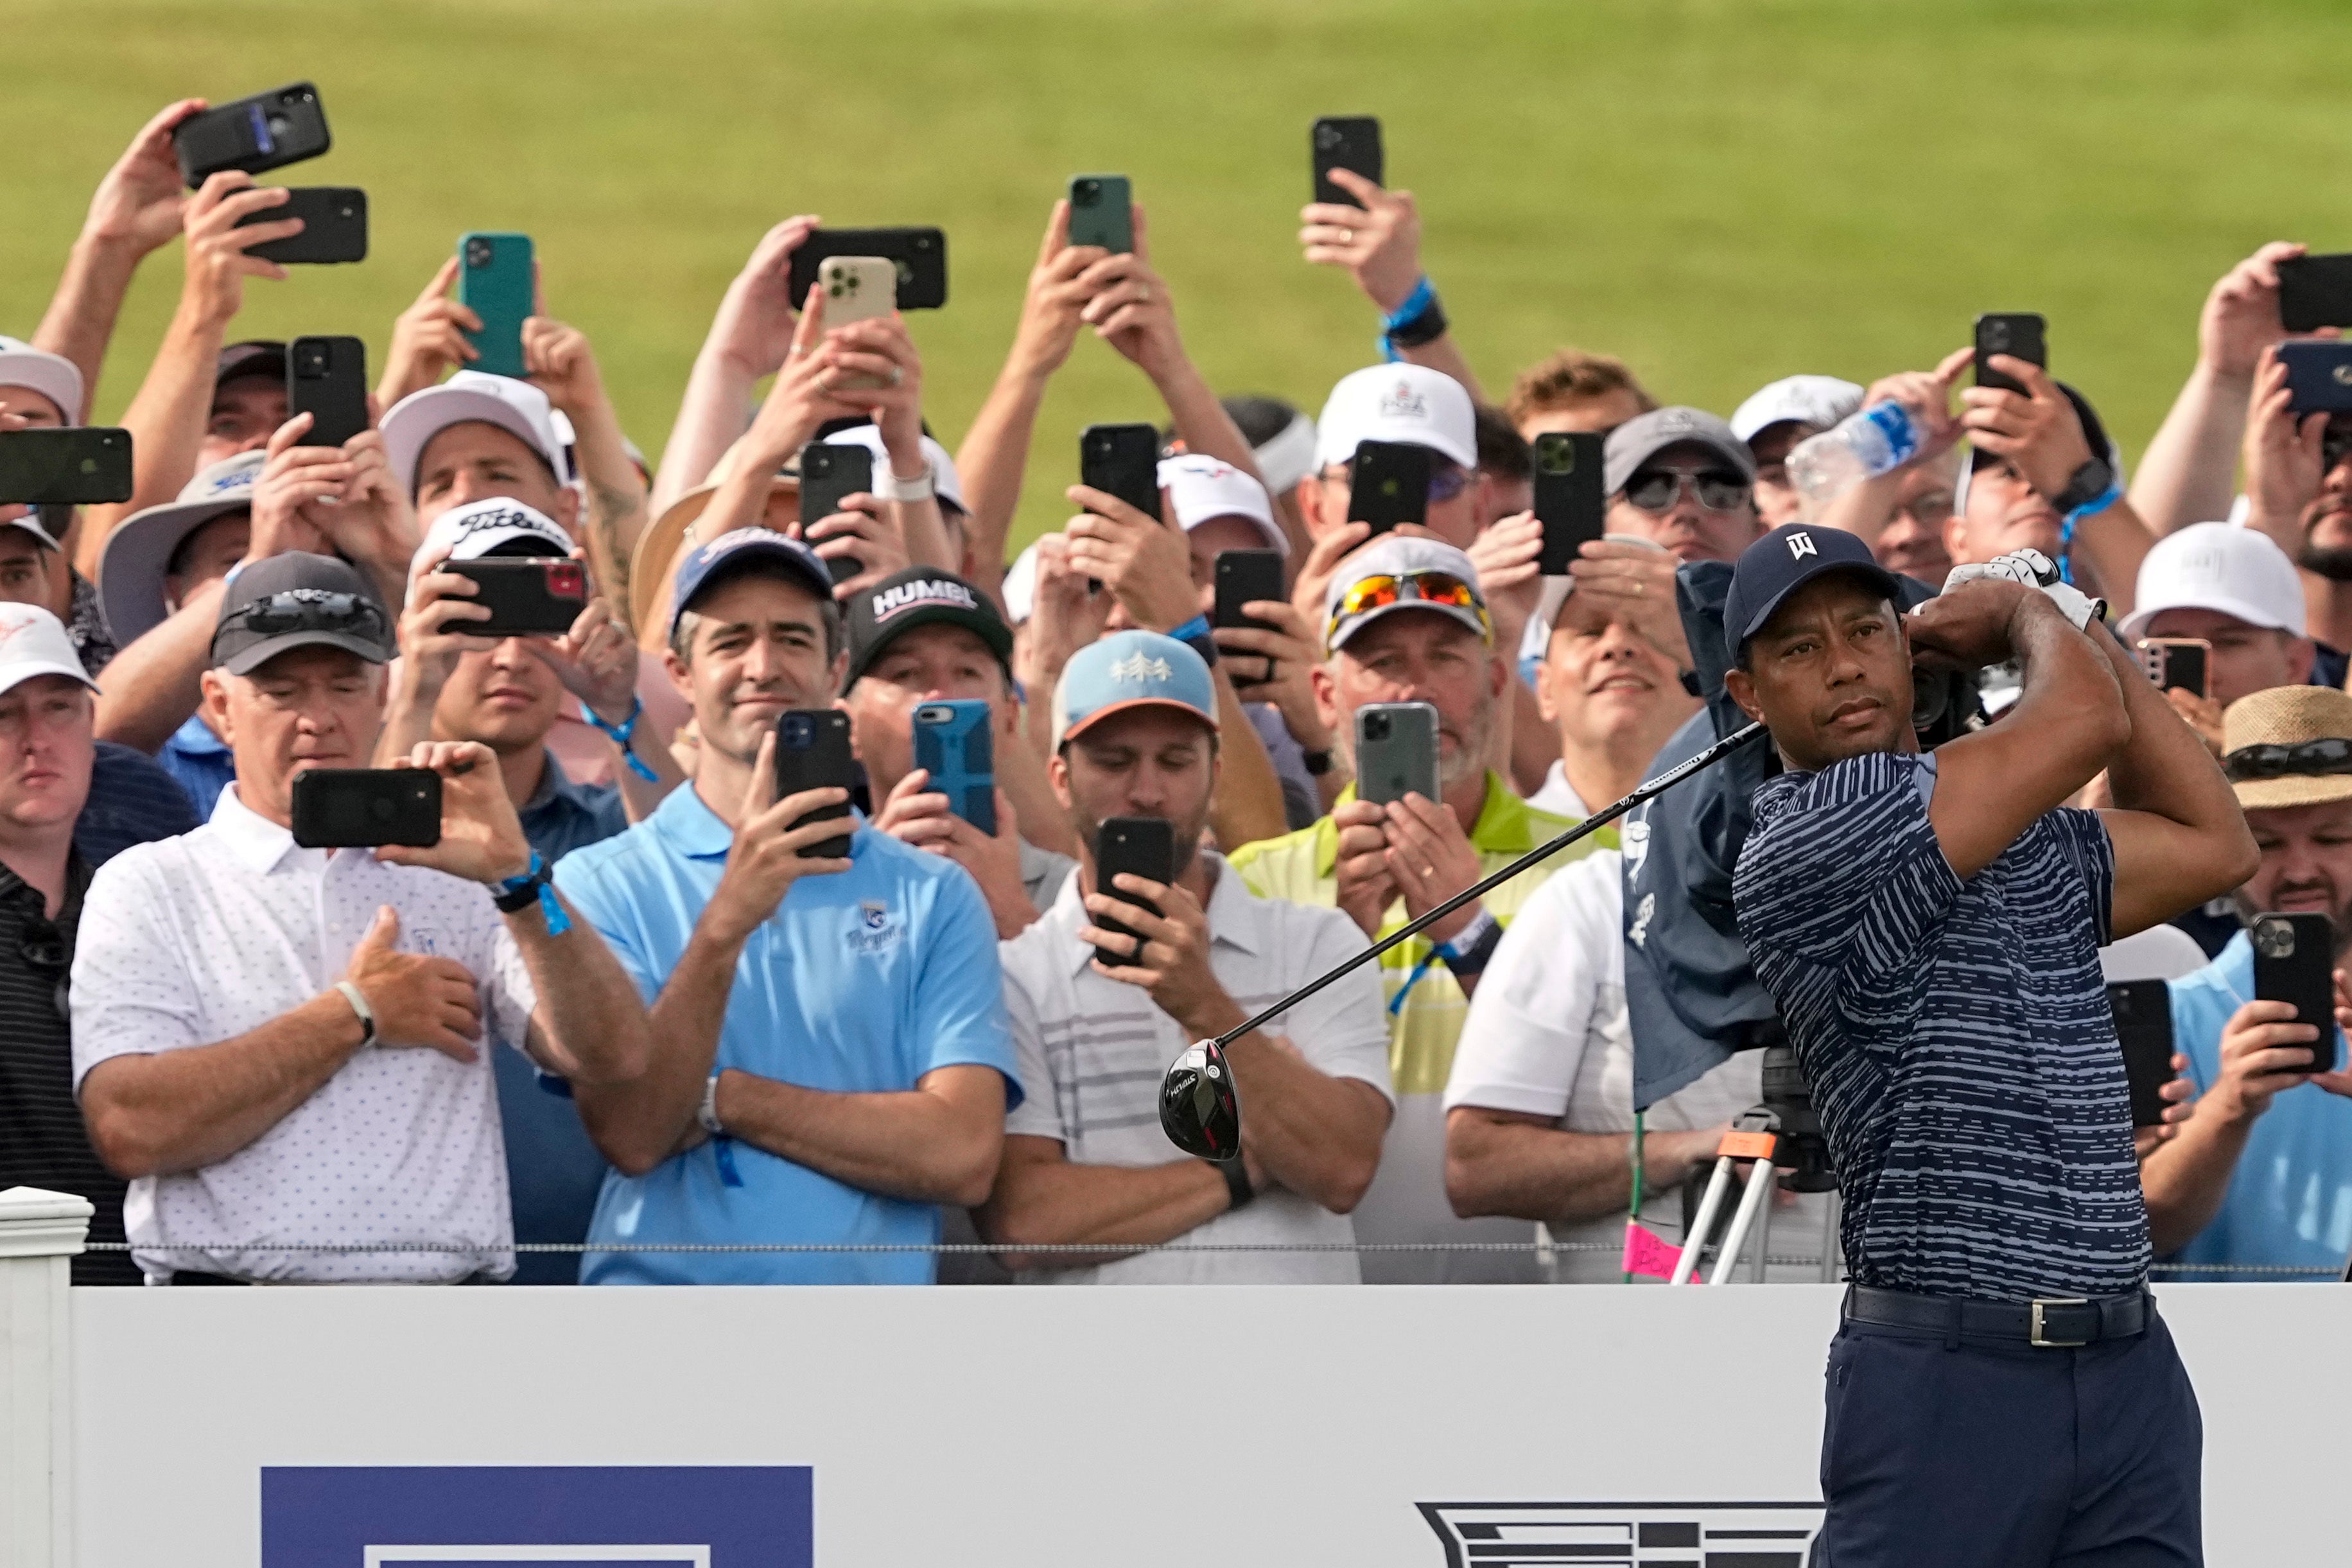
[1167,613,1211,643]
[494,851,571,937]
[1377,275,1439,362]
[583,695,659,783]
[2057,479,2123,586]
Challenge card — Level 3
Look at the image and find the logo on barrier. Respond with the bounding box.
[1420,1501,1824,1567]
[262,1466,812,1568]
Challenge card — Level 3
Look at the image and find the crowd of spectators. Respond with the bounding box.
[8,97,2352,1287]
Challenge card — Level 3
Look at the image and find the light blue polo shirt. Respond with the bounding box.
[2167,931,2352,1280]
[553,781,1020,1285]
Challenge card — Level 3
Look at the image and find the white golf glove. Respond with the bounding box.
[1942,548,2104,631]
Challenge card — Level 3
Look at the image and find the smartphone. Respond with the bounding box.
[913,699,996,836]
[818,255,897,331]
[0,428,134,506]
[458,232,534,379]
[1533,431,1607,575]
[286,335,369,450]
[772,709,857,860]
[1348,439,1430,534]
[2279,253,2352,333]
[173,83,331,186]
[2134,637,2209,699]
[797,441,873,588]
[290,768,440,849]
[2107,980,2177,1129]
[1973,312,2048,397]
[1355,701,1440,806]
[2280,340,2352,415]
[236,186,367,265]
[1213,548,1285,633]
[2252,911,2340,1073]
[1093,816,1174,968]
[1067,175,1133,253]
[448,559,588,638]
[1080,422,1163,521]
[1311,116,1383,207]
[789,227,948,312]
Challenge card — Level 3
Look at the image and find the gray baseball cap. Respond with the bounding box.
[1321,535,1491,656]
[1603,406,1757,496]
[211,553,394,675]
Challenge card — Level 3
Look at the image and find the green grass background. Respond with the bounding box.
[4,0,2349,549]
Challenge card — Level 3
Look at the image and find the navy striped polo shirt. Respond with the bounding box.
[1734,751,2149,1302]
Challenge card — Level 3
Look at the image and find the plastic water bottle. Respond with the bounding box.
[1788,401,1923,518]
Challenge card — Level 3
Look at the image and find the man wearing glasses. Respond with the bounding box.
[1230,537,1599,1282]
[69,553,653,1284]
[2243,342,2352,664]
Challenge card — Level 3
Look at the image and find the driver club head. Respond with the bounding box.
[1160,1038,1242,1160]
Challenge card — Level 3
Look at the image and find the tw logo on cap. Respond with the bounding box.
[1787,531,1818,561]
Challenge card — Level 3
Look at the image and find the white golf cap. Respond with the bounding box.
[1730,375,1865,444]
[381,371,569,496]
[2117,521,2307,642]
[1314,363,1477,471]
[407,496,576,598]
[0,336,82,426]
[1002,538,1041,625]
[1157,454,1285,553]
[0,602,97,697]
[98,451,266,645]
[819,424,968,514]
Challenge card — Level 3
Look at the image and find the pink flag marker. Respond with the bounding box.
[1621,1221,1685,1280]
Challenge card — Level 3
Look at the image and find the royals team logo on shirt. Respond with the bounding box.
[848,899,902,955]
[1420,1501,1823,1567]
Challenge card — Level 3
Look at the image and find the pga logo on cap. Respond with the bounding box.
[1377,378,1428,422]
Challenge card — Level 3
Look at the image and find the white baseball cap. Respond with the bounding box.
[1730,376,1865,444]
[381,371,570,496]
[819,424,968,514]
[1314,363,1477,471]
[2117,522,2308,642]
[0,602,97,697]
[99,451,266,645]
[1157,454,1285,554]
[406,496,576,598]
[0,336,82,426]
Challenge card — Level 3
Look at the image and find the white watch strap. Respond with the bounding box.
[334,980,377,1045]
[873,462,935,503]
[697,1072,726,1136]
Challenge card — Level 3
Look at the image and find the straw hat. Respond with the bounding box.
[2220,685,2352,810]
[629,470,798,637]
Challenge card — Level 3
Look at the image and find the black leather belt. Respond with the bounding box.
[1843,1284,2152,1347]
[164,1269,251,1286]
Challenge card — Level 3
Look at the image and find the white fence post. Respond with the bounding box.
[0,1187,91,1568]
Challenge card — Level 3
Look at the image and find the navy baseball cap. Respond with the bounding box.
[668,528,834,639]
[1722,524,1903,652]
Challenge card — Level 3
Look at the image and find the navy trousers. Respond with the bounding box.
[1816,1310,2202,1566]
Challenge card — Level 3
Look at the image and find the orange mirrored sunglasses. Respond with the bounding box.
[1326,570,1492,647]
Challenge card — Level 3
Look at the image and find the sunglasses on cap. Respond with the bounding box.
[224,589,388,641]
[1622,469,1752,514]
[2223,737,2352,782]
[1326,569,1492,643]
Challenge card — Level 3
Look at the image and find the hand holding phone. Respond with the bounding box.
[1533,432,1606,574]
[790,227,949,311]
[291,768,442,849]
[1311,116,1383,207]
[1079,423,1162,521]
[1355,701,1439,806]
[771,709,857,860]
[2253,912,2341,1072]
[1092,817,1174,968]
[1067,175,1133,253]
[817,256,898,395]
[0,428,134,507]
[798,441,876,586]
[1348,440,1429,534]
[2134,638,2209,699]
[912,700,997,835]
[237,187,367,265]
[288,336,370,450]
[458,232,534,379]
[174,83,331,185]
[446,559,588,638]
[1973,313,2048,397]
[2278,252,2352,333]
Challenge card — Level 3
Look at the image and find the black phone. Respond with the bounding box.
[1094,816,1174,968]
[2106,980,2177,1129]
[174,83,332,186]
[237,187,367,265]
[1355,701,1440,806]
[290,768,440,849]
[1067,175,1133,254]
[772,708,857,860]
[2279,253,2352,333]
[1973,312,2048,397]
[797,441,874,588]
[0,428,133,506]
[1311,116,1383,207]
[2280,340,2352,415]
[2252,911,2340,1072]
[2134,638,2209,700]
[1533,431,1607,575]
[1214,549,1287,688]
[287,335,369,450]
[789,227,948,311]
[1080,422,1162,521]
[448,559,588,638]
[1348,439,1429,534]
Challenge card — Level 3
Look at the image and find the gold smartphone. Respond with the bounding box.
[818,255,898,389]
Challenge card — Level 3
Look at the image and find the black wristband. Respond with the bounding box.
[1438,914,1504,979]
[1214,1155,1254,1210]
[1385,293,1450,349]
[1301,748,1334,776]
[491,862,551,914]
[1179,630,1220,668]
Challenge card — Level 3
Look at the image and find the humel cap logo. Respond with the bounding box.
[1378,379,1428,422]
[871,577,979,622]
[1108,649,1172,685]
[1788,531,1818,561]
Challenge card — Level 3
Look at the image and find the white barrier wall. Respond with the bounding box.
[28,1280,2350,1566]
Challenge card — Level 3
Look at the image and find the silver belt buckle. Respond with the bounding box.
[2029,1296,2092,1347]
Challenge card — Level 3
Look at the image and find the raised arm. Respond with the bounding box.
[1088,207,1267,487]
[2130,243,2304,536]
[1302,168,1484,405]
[523,314,648,614]
[93,578,221,752]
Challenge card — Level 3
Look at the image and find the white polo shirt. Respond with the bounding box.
[1000,853,1394,1285]
[70,785,537,1283]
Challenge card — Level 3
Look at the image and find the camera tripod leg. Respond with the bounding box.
[1707,1157,1780,1285]
[1750,1172,1775,1282]
[1668,1156,1738,1286]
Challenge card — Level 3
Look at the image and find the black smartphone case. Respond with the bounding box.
[789,227,948,311]
[1349,440,1430,534]
[175,83,332,185]
[1533,431,1607,575]
[798,442,873,587]
[240,187,367,265]
[2279,253,2352,333]
[2281,341,2352,415]
[774,710,857,859]
[290,769,440,849]
[1067,175,1133,253]
[2254,912,2340,1072]
[0,428,133,506]
[1213,550,1285,631]
[448,560,588,638]
[2107,980,2177,1129]
[2138,640,2208,699]
[1095,817,1174,968]
[1973,313,2046,397]
[288,336,370,450]
[1311,116,1383,207]
[1080,423,1163,521]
